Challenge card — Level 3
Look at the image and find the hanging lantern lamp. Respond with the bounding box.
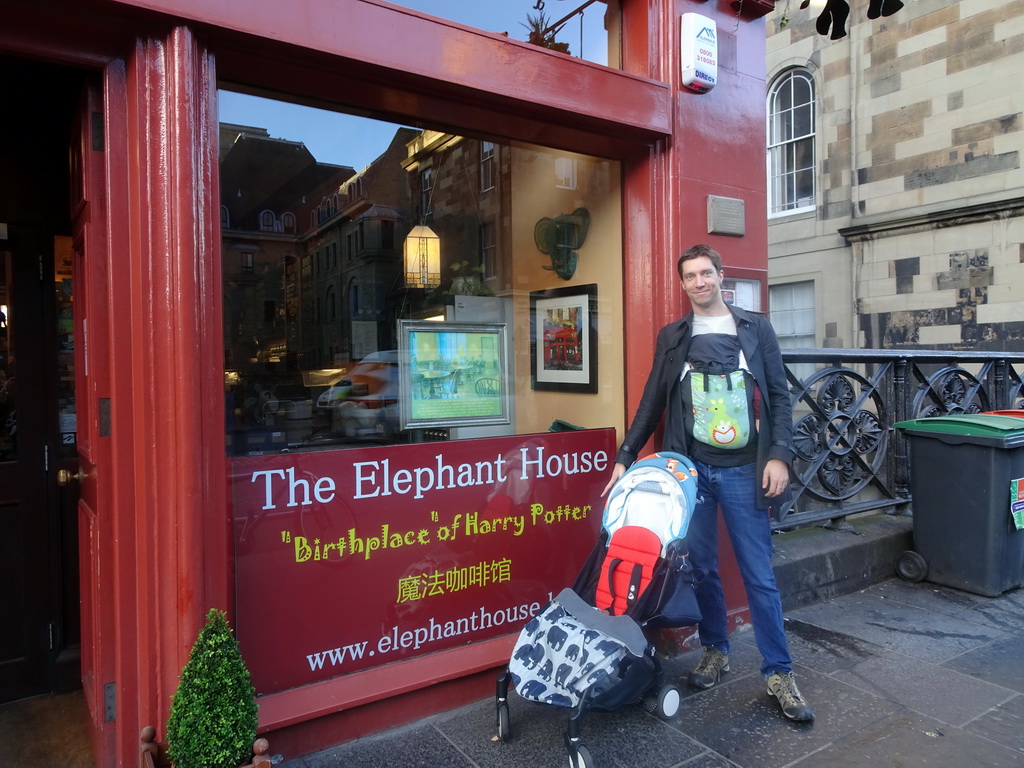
[403,224,441,288]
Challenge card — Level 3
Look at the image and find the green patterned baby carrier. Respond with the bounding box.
[687,362,754,450]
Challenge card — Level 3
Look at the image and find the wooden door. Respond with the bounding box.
[0,230,61,703]
[0,57,84,705]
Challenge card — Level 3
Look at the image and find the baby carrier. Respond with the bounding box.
[495,452,701,768]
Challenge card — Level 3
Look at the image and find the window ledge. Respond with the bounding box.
[768,205,816,221]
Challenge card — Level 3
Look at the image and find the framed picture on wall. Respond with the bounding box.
[530,284,598,393]
[397,320,511,429]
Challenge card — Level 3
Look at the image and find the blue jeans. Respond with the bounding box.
[688,460,792,677]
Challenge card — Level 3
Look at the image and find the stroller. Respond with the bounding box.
[495,452,701,768]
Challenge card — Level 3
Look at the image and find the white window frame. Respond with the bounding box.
[555,156,577,190]
[421,167,434,216]
[259,209,277,232]
[480,141,495,192]
[480,221,497,279]
[767,68,816,216]
[770,280,816,381]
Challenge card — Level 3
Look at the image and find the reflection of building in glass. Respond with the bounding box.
[403,131,512,301]
[221,125,420,443]
[220,123,355,376]
[219,122,514,447]
[221,112,618,453]
[302,128,418,366]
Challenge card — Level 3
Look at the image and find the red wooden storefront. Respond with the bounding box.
[0,0,773,764]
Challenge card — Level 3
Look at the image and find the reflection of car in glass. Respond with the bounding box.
[316,351,400,437]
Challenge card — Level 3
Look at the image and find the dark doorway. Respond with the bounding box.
[0,56,84,704]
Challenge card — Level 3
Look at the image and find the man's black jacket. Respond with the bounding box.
[614,305,795,510]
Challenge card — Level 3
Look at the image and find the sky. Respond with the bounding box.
[218,1,608,170]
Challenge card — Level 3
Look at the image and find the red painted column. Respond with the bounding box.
[670,2,771,619]
[620,0,771,627]
[673,1,770,281]
[621,0,686,433]
[99,26,226,765]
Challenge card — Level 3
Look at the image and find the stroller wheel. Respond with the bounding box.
[569,743,593,768]
[496,701,510,741]
[657,684,682,719]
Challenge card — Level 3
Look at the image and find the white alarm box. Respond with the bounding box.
[680,13,718,93]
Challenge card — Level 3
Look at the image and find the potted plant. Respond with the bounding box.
[522,10,571,54]
[446,259,491,296]
[162,608,262,768]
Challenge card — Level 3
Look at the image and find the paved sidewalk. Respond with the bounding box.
[281,578,1024,768]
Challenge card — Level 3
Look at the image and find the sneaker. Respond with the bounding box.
[766,671,814,722]
[688,647,729,690]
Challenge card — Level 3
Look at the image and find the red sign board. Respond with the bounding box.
[231,429,615,694]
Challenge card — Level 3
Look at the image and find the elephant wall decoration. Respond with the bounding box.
[534,207,591,280]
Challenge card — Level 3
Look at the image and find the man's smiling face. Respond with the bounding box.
[680,255,725,313]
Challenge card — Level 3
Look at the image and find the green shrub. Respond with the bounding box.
[166,608,259,768]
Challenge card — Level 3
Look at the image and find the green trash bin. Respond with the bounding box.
[893,414,1024,597]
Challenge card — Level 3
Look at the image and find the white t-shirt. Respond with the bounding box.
[682,313,748,379]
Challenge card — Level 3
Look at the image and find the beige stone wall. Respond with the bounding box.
[767,0,1024,351]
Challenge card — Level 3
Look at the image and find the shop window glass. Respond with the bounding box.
[219,91,623,454]
[55,237,76,460]
[387,0,619,68]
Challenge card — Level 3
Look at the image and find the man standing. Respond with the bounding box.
[603,243,813,722]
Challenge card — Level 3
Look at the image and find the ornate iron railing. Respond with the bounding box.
[774,350,1024,530]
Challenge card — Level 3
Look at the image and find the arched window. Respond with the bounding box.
[281,212,296,233]
[259,209,276,232]
[767,68,815,215]
[220,205,230,229]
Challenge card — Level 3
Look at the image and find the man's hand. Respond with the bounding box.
[762,458,789,498]
[601,462,627,497]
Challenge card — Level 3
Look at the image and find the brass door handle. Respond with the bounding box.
[57,468,86,486]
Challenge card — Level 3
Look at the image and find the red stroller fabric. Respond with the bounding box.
[594,525,662,616]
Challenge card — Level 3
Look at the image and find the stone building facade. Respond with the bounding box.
[766,0,1024,352]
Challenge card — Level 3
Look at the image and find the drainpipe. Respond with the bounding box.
[849,20,863,348]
